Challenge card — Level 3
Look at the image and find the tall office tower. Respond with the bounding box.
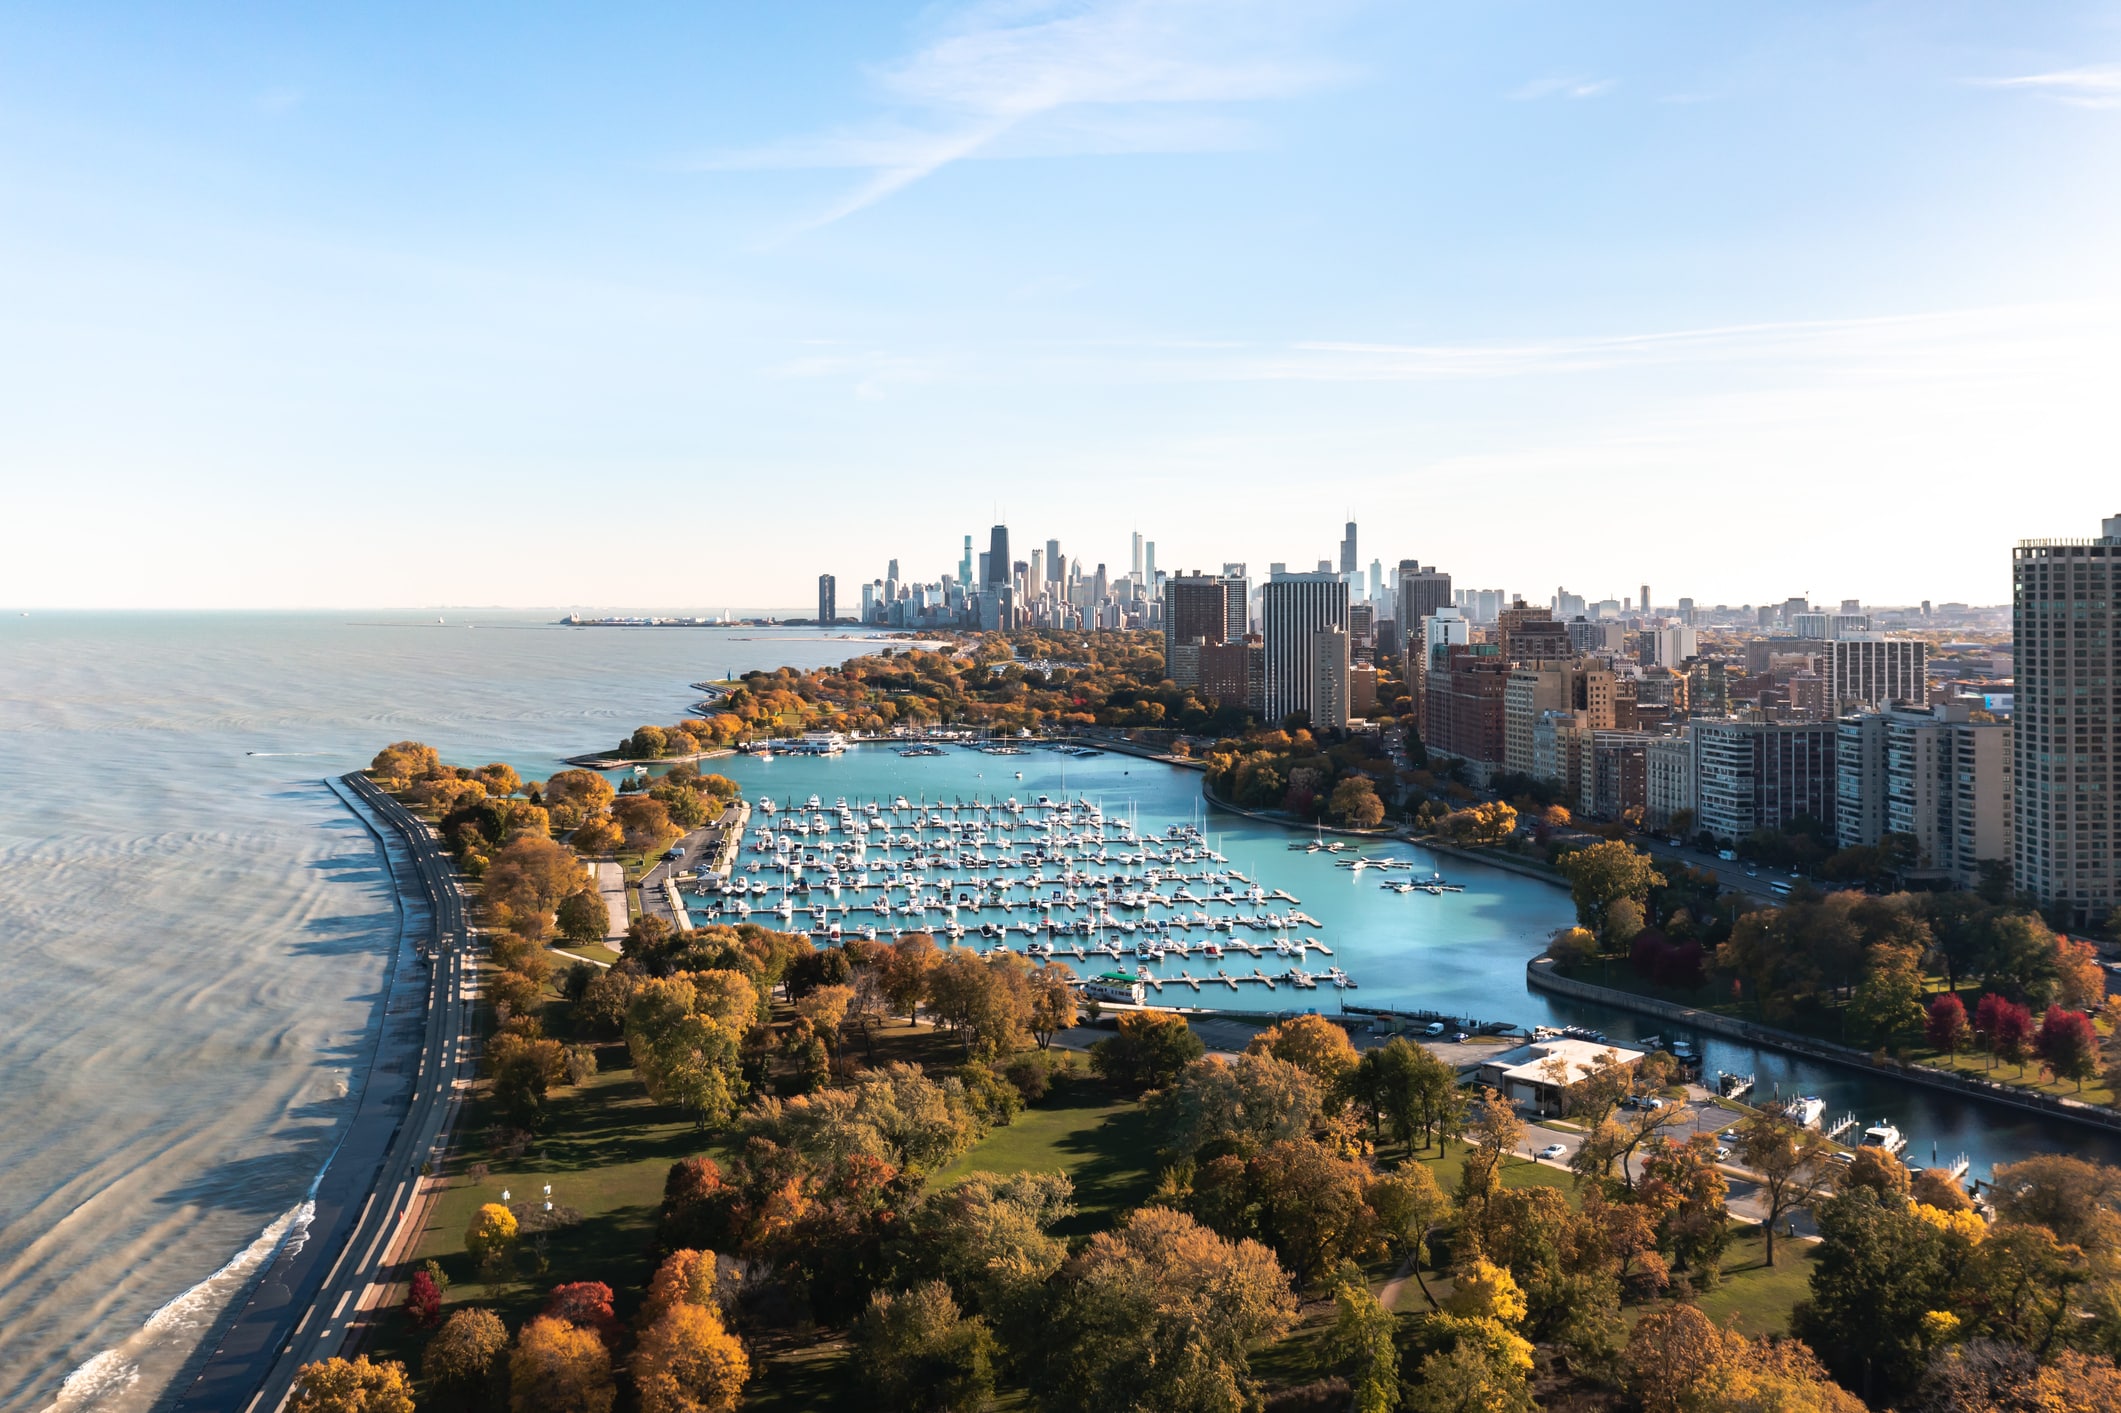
[1093,563,1108,604]
[1028,549,1044,594]
[1046,539,1062,582]
[2013,515,2121,928]
[1164,573,1233,687]
[1145,541,1157,587]
[1394,560,1453,646]
[960,536,973,586]
[1369,558,1384,599]
[1262,571,1351,726]
[1132,532,1144,579]
[1641,584,1652,616]
[1220,563,1250,638]
[1340,520,1358,575]
[985,525,1010,588]
[1824,636,1929,710]
[817,574,837,626]
[887,559,900,582]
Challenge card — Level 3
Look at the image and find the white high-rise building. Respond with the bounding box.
[1131,531,1144,580]
[1262,571,1350,727]
[1824,636,1929,711]
[2013,516,2121,928]
[1837,704,2013,888]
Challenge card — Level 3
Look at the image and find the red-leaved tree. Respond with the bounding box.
[546,1280,621,1349]
[2037,1006,2102,1091]
[1977,993,2035,1074]
[1925,993,1970,1058]
[403,1267,442,1328]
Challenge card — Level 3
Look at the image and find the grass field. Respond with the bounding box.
[1694,1228,1819,1336]
[933,1081,1161,1235]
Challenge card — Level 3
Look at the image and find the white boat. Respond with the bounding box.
[1858,1121,1906,1155]
[1787,1096,1827,1128]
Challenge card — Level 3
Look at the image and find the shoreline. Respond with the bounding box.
[1525,957,2121,1138]
[173,775,477,1409]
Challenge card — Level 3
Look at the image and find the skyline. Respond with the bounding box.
[4,2,2119,608]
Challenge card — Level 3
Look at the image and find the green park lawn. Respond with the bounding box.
[933,1081,1162,1235]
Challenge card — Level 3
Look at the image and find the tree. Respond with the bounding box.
[925,949,1033,1058]
[1025,1205,1297,1413]
[1327,776,1387,829]
[1924,992,1971,1057]
[1850,942,1927,1045]
[1917,1342,2121,1413]
[1088,1011,1204,1091]
[2058,933,2107,1011]
[882,932,939,1021]
[2037,1005,2101,1090]
[1640,1135,1731,1275]
[424,1307,509,1404]
[1976,993,2036,1074]
[1191,1138,1381,1287]
[1988,1154,2121,1253]
[1557,840,1666,935]
[1149,1052,1323,1160]
[1793,1189,1959,1404]
[634,1302,751,1413]
[1457,1089,1523,1243]
[852,1281,997,1413]
[545,1282,619,1351]
[902,1170,1074,1321]
[371,740,442,789]
[1347,1037,1464,1152]
[1027,962,1080,1047]
[1326,1261,1401,1413]
[644,1249,722,1323]
[1545,926,1599,970]
[490,1031,568,1128]
[511,1315,616,1413]
[404,1266,443,1328]
[1402,1315,1535,1413]
[483,835,590,940]
[467,1202,518,1275]
[1256,1014,1360,1086]
[542,769,616,832]
[1622,1305,1859,1413]
[289,1356,415,1413]
[1739,1108,1837,1268]
[612,795,680,855]
[556,890,607,943]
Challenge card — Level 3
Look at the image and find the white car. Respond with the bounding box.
[1714,1146,1733,1162]
[1536,1143,1567,1161]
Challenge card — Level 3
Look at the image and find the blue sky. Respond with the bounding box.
[2,1,2117,609]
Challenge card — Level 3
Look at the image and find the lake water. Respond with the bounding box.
[0,613,2110,1411]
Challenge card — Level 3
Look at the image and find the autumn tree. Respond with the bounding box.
[1027,962,1080,1047]
[1557,840,1667,936]
[544,1282,619,1351]
[289,1356,415,1413]
[1623,1305,1860,1413]
[1246,1013,1359,1092]
[1925,991,1971,1057]
[483,835,590,940]
[370,741,441,789]
[466,1202,518,1276]
[634,1301,751,1413]
[511,1315,616,1413]
[1739,1107,1837,1267]
[1327,776,1387,829]
[612,794,680,855]
[1346,1037,1465,1152]
[424,1307,509,1404]
[925,948,1033,1058]
[882,932,939,1021]
[2037,1005,2102,1090]
[1023,1206,1297,1413]
[1977,993,2036,1074]
[542,769,615,832]
[1149,1052,1323,1160]
[1457,1088,1524,1244]
[1850,941,1928,1045]
[1089,1010,1205,1091]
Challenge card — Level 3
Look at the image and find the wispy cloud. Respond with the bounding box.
[706,0,1357,228]
[1970,63,2121,108]
[1508,75,1616,101]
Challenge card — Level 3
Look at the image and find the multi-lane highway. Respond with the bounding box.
[173,773,476,1411]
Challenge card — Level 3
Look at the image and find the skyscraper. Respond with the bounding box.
[2013,515,2121,928]
[959,536,973,585]
[1028,548,1044,593]
[1640,584,1652,615]
[1045,539,1062,582]
[1164,572,1233,688]
[986,525,1010,588]
[1340,521,1358,575]
[1395,561,1453,645]
[1145,541,1157,589]
[1262,571,1351,727]
[1131,531,1144,580]
[816,574,836,626]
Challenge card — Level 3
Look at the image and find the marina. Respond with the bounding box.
[690,791,1357,992]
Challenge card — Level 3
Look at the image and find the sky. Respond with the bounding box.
[1,1,2118,610]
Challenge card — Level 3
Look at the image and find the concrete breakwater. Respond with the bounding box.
[1526,957,2121,1138]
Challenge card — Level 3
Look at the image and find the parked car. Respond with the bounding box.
[1714,1146,1733,1162]
[1720,1127,1743,1143]
[1537,1143,1567,1161]
[1424,1022,1446,1036]
[1452,1031,1469,1043]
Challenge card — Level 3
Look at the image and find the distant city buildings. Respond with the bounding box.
[816,574,836,626]
[1262,570,1350,728]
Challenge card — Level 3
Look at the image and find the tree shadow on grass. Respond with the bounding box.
[1039,1096,1159,1237]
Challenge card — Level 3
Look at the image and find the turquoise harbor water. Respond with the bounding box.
[0,612,2112,1411]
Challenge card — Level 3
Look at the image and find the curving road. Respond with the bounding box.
[172,773,476,1412]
